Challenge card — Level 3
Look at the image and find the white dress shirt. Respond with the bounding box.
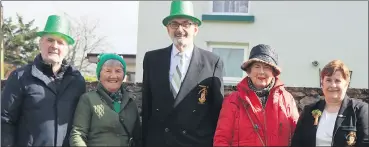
[316,110,338,146]
[169,44,194,82]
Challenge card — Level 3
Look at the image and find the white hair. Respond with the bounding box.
[102,59,124,69]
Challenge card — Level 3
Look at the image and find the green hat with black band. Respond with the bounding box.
[36,15,75,45]
[162,1,202,26]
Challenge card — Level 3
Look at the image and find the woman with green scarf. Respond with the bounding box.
[70,53,141,147]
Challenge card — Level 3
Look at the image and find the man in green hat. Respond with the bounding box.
[142,1,224,147]
[1,15,86,146]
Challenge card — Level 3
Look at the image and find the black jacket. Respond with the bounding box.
[142,45,224,147]
[291,96,369,147]
[1,55,86,146]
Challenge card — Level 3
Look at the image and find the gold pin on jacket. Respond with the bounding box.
[198,85,208,104]
[346,131,356,146]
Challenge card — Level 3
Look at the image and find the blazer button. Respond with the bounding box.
[182,130,187,134]
[165,128,170,132]
[156,109,159,111]
[192,110,196,113]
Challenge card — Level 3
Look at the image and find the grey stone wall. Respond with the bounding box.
[2,80,368,113]
[88,82,369,113]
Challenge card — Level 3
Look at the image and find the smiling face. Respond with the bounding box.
[99,60,125,93]
[39,34,69,64]
[322,71,348,103]
[166,18,198,49]
[247,62,275,89]
[320,60,350,103]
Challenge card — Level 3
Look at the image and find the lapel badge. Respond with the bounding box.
[311,109,322,126]
[198,85,208,104]
[93,104,105,119]
[346,131,356,146]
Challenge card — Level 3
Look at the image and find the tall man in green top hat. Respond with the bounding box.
[142,1,224,147]
[1,15,86,146]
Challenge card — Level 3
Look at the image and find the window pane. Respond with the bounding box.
[212,0,249,13]
[212,1,224,12]
[239,1,249,13]
[212,48,244,78]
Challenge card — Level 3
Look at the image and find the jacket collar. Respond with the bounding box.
[32,54,70,77]
[31,54,77,94]
[335,95,354,131]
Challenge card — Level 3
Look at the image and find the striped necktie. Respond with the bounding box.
[170,53,184,98]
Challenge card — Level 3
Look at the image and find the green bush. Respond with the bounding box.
[84,75,98,82]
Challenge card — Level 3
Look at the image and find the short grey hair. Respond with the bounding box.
[102,59,124,69]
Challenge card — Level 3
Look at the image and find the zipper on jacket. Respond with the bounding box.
[279,123,282,135]
[263,109,268,146]
[243,85,283,147]
[54,89,59,147]
[262,91,271,147]
[54,97,58,146]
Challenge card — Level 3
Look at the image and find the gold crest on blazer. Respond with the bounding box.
[198,85,208,104]
[346,131,356,146]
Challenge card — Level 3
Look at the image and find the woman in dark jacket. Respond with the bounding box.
[69,53,141,147]
[291,60,368,147]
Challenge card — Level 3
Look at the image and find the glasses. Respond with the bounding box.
[168,22,195,29]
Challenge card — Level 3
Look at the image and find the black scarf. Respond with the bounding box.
[247,77,275,108]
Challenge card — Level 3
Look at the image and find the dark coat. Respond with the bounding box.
[1,55,86,146]
[142,45,224,147]
[291,96,369,147]
[70,83,141,147]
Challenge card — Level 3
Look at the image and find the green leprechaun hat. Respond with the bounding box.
[162,1,202,26]
[36,15,75,45]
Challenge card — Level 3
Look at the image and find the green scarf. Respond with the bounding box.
[110,92,122,113]
[101,85,123,113]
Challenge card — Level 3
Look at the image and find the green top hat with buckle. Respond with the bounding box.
[162,1,202,26]
[36,15,75,45]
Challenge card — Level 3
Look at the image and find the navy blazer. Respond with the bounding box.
[141,44,224,147]
[291,96,369,147]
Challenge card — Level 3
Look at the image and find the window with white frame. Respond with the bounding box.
[209,44,249,85]
[212,0,249,14]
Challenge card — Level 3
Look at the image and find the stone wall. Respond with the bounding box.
[2,81,368,113]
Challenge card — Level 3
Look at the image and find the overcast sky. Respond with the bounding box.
[2,1,139,54]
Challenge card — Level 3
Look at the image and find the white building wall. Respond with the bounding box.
[135,1,368,88]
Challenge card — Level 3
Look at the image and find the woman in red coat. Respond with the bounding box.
[213,44,300,146]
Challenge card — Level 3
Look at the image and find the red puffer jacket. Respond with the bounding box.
[213,77,299,146]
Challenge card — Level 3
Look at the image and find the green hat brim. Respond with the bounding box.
[36,31,75,45]
[162,14,202,26]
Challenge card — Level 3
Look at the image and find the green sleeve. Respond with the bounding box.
[69,94,91,146]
